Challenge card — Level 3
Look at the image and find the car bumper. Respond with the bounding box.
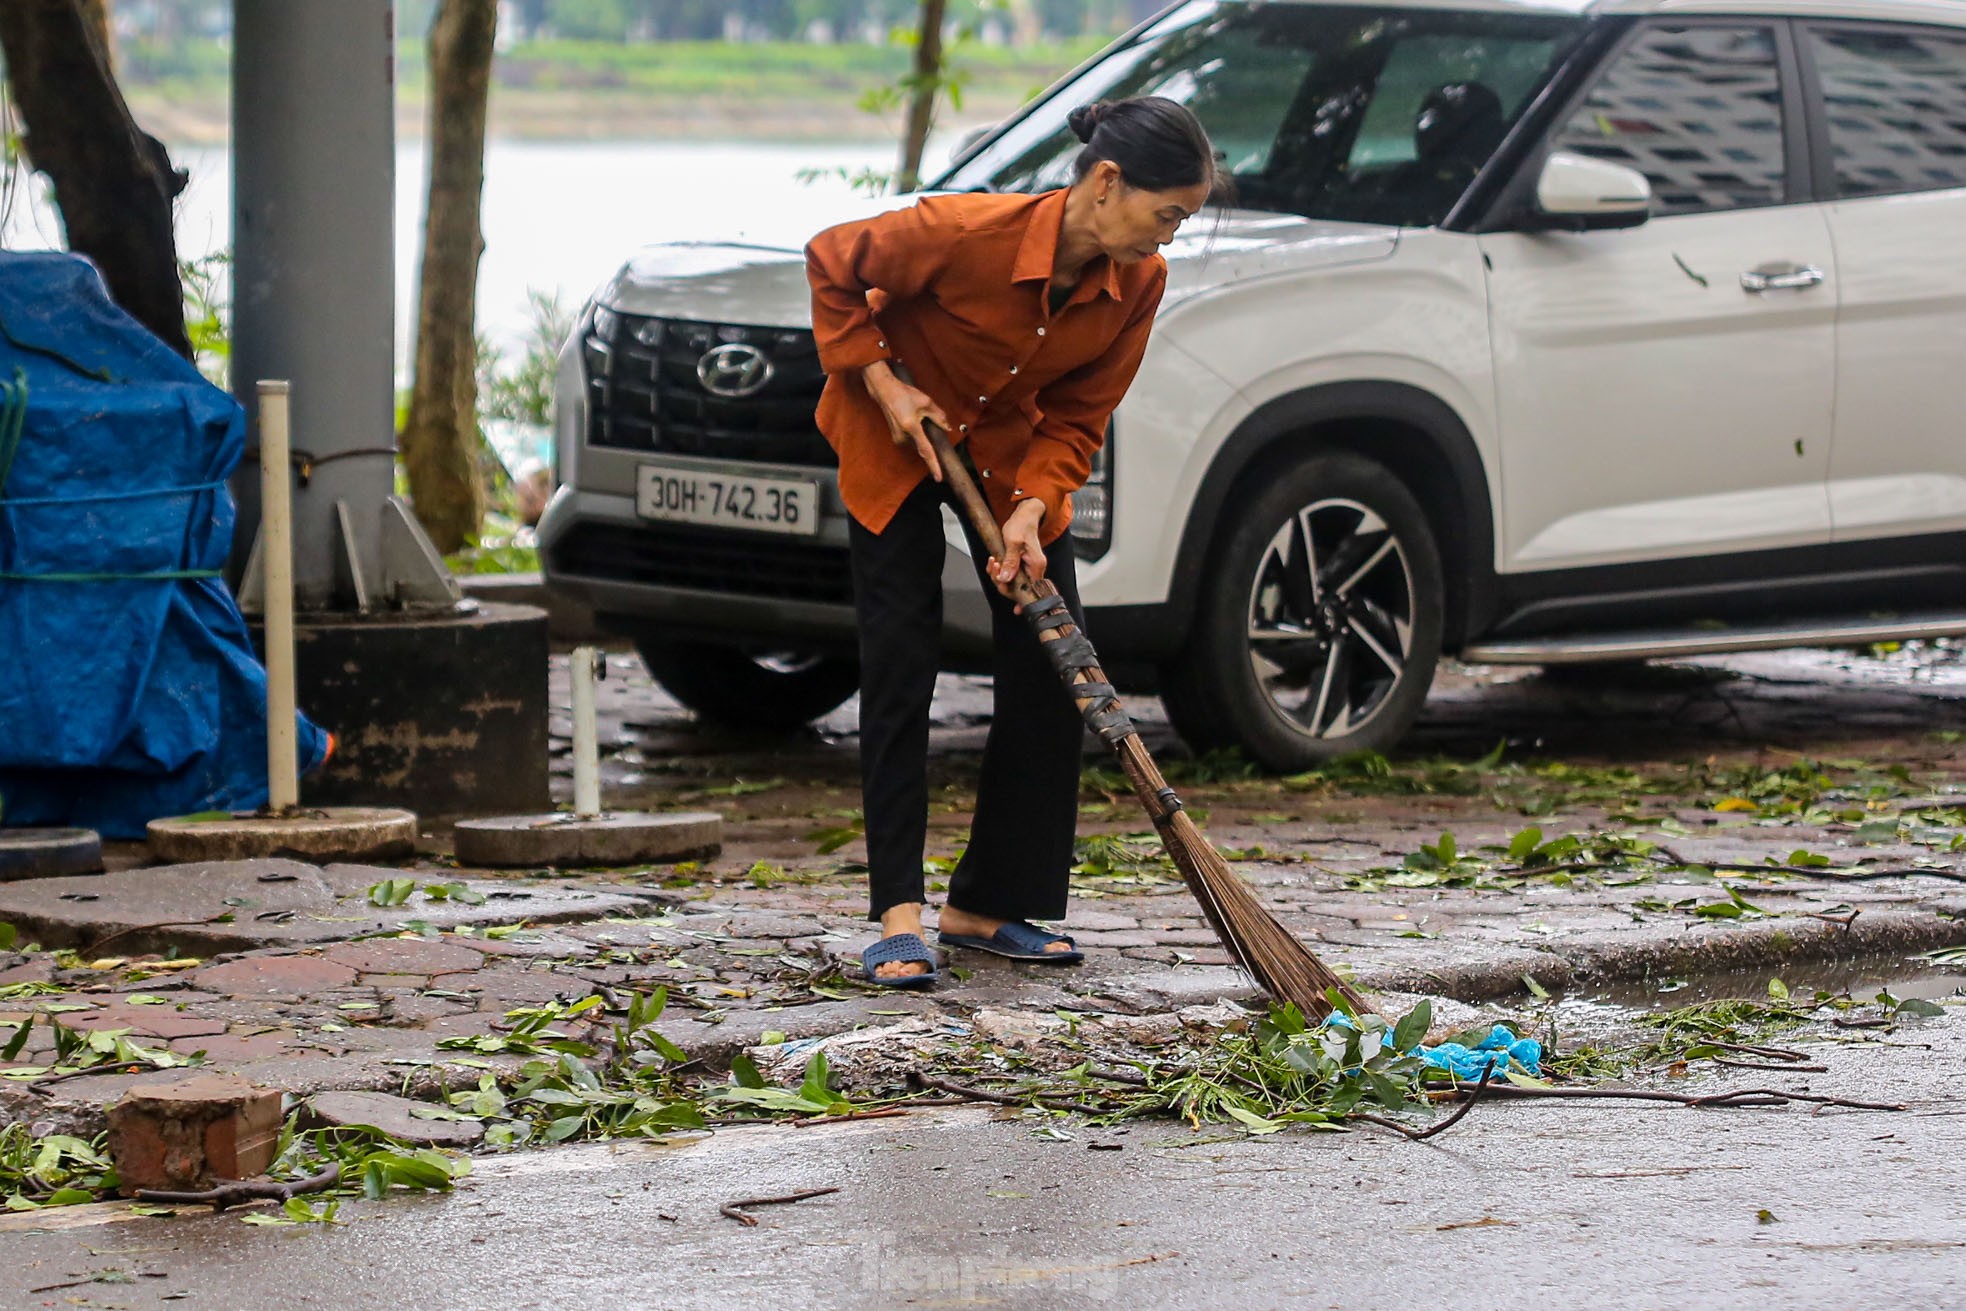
[538,481,999,657]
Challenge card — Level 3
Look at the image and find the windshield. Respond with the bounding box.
[935,2,1586,228]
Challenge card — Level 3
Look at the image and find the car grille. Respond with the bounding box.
[549,521,853,606]
[585,313,835,467]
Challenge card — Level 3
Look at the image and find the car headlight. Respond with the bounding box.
[1069,420,1115,562]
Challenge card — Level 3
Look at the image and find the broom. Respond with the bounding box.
[917,416,1369,1019]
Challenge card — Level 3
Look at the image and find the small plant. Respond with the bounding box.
[478,288,573,428]
[179,249,232,386]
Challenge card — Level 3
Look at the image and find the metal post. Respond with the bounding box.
[231,0,395,610]
[570,646,602,818]
[258,381,300,812]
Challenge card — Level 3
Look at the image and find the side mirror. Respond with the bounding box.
[1530,151,1651,230]
[953,122,998,160]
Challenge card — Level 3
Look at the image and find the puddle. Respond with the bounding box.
[1575,954,1966,1009]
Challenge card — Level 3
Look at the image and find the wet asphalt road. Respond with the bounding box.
[10,1010,1963,1311]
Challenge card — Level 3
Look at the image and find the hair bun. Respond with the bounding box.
[1067,102,1109,144]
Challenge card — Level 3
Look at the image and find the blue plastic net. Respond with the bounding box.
[0,252,328,836]
[1322,1013,1544,1080]
[1415,1025,1544,1081]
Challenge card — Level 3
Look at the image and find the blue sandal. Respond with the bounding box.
[859,932,940,989]
[937,920,1084,964]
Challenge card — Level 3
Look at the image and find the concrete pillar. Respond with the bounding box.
[225,0,550,818]
[230,0,396,611]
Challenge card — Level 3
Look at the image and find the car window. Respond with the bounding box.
[1550,24,1786,217]
[1805,25,1966,199]
[934,2,1584,228]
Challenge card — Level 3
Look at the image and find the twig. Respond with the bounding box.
[1651,848,1966,884]
[1352,1065,1494,1141]
[81,915,238,957]
[1685,1087,1905,1112]
[788,1108,910,1127]
[135,1164,341,1212]
[26,1061,185,1095]
[909,1071,1107,1115]
[1714,1058,1829,1073]
[1709,1040,1812,1062]
[719,1186,839,1226]
[1455,1082,1902,1112]
[28,1274,162,1294]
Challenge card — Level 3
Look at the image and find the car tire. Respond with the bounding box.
[1160,451,1444,770]
[635,639,860,732]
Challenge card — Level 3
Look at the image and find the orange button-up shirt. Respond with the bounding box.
[804,188,1167,546]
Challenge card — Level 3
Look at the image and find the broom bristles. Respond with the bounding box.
[1160,810,1369,1019]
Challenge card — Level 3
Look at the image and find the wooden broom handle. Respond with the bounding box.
[918,417,1048,610]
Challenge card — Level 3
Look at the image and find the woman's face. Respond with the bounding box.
[1088,160,1212,265]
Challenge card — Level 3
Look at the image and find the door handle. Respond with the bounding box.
[1741,264,1825,292]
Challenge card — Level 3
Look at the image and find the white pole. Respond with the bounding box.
[259,381,300,813]
[571,646,602,818]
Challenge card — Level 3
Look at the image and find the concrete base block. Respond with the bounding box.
[0,828,104,881]
[147,808,418,864]
[458,571,601,644]
[269,601,550,818]
[106,1074,283,1195]
[453,811,723,869]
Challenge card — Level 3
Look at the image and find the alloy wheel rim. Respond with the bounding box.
[1244,497,1416,740]
[750,651,826,677]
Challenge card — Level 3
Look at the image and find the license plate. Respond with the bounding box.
[635,464,819,536]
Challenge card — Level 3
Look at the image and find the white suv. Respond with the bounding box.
[541,0,1966,770]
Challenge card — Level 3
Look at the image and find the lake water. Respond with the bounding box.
[3,136,948,369]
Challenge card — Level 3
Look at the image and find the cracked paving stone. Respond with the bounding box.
[306,1091,485,1147]
[326,938,486,977]
[1069,931,1162,949]
[59,1003,230,1041]
[168,1029,305,1063]
[193,953,359,996]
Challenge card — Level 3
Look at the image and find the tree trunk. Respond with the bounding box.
[77,0,110,65]
[0,0,190,358]
[894,0,946,193]
[399,0,498,555]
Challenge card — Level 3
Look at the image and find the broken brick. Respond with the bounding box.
[105,1074,283,1195]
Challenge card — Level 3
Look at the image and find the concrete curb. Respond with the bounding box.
[1359,902,1966,1004]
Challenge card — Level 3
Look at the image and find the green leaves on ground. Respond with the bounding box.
[1352,826,1671,893]
[0,1013,198,1083]
[242,1198,343,1226]
[366,878,486,908]
[805,815,864,855]
[708,1050,852,1118]
[1070,833,1180,893]
[438,995,604,1057]
[1078,746,1963,846]
[1,1124,115,1211]
[447,988,706,1149]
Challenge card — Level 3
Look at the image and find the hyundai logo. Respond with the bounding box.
[696,342,773,398]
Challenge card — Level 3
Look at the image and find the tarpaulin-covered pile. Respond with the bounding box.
[0,252,327,837]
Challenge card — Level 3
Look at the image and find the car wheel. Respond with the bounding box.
[1161,452,1444,770]
[635,639,860,732]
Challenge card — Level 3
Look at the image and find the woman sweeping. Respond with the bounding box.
[805,97,1219,987]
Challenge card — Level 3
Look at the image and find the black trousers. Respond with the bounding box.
[849,478,1086,923]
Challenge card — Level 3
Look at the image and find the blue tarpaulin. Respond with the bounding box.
[0,251,327,836]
